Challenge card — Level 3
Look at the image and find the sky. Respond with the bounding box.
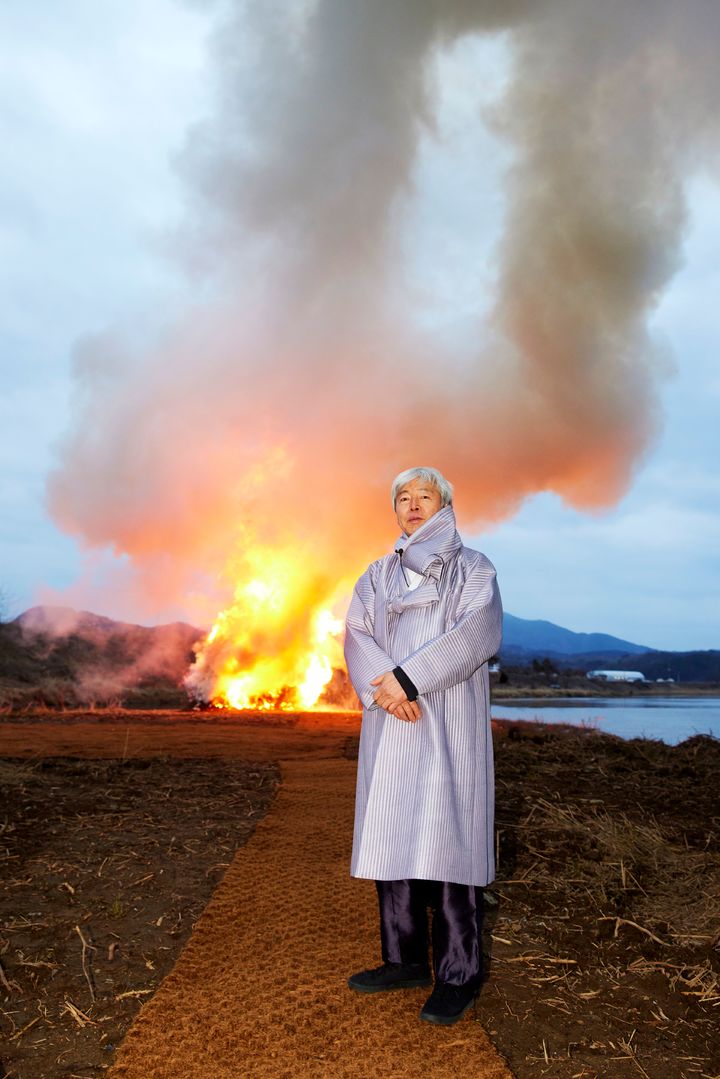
[1,0,718,653]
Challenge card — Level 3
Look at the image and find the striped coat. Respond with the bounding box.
[345,506,502,886]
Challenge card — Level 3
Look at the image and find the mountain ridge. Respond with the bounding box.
[1,606,718,706]
[13,604,654,657]
[501,612,650,656]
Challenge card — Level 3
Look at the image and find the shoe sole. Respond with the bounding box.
[348,976,432,994]
[419,998,475,1025]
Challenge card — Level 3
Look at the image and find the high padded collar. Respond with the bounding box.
[394,504,462,579]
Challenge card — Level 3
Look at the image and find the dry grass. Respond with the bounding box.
[0,755,279,1079]
[1,713,718,1079]
[516,796,720,946]
[481,725,720,1078]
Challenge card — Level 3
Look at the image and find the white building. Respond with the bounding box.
[586,670,646,682]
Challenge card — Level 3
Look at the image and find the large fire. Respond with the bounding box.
[184,541,353,711]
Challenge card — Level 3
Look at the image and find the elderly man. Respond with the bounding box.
[344,466,502,1026]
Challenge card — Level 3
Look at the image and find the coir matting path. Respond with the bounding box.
[1,713,514,1079]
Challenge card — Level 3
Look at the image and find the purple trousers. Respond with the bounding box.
[376,879,484,987]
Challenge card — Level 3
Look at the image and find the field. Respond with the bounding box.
[0,711,718,1078]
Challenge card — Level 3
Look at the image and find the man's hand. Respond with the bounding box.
[389,699,421,723]
[370,671,421,723]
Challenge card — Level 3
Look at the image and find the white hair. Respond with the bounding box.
[391,467,453,508]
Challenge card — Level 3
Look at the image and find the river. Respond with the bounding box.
[491,696,720,745]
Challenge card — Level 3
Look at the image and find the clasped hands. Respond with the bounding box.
[370,671,421,723]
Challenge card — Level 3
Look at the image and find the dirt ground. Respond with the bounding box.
[480,723,720,1078]
[0,753,278,1079]
[0,711,718,1079]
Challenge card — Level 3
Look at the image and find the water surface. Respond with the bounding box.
[491,696,720,745]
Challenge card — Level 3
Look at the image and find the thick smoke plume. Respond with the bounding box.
[47,0,720,629]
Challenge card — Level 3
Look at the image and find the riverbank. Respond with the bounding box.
[0,711,718,1078]
[492,680,720,698]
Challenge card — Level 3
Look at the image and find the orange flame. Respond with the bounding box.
[184,539,351,710]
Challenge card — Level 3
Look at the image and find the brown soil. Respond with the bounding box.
[0,711,718,1079]
[0,754,278,1079]
[481,722,720,1078]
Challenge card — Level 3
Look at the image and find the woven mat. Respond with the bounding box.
[109,756,514,1079]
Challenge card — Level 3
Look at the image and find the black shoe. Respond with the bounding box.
[348,961,432,994]
[419,981,477,1025]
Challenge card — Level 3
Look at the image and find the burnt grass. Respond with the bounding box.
[0,724,718,1079]
[0,758,279,1079]
[481,724,720,1078]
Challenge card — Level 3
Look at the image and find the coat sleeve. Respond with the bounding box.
[344,564,395,710]
[398,556,502,695]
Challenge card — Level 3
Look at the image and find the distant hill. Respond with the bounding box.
[15,605,201,647]
[595,649,720,683]
[498,615,720,682]
[1,605,716,709]
[0,606,201,708]
[501,613,650,657]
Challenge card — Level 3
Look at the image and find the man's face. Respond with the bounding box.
[395,478,444,536]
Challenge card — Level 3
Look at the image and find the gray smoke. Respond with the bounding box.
[47,0,720,620]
